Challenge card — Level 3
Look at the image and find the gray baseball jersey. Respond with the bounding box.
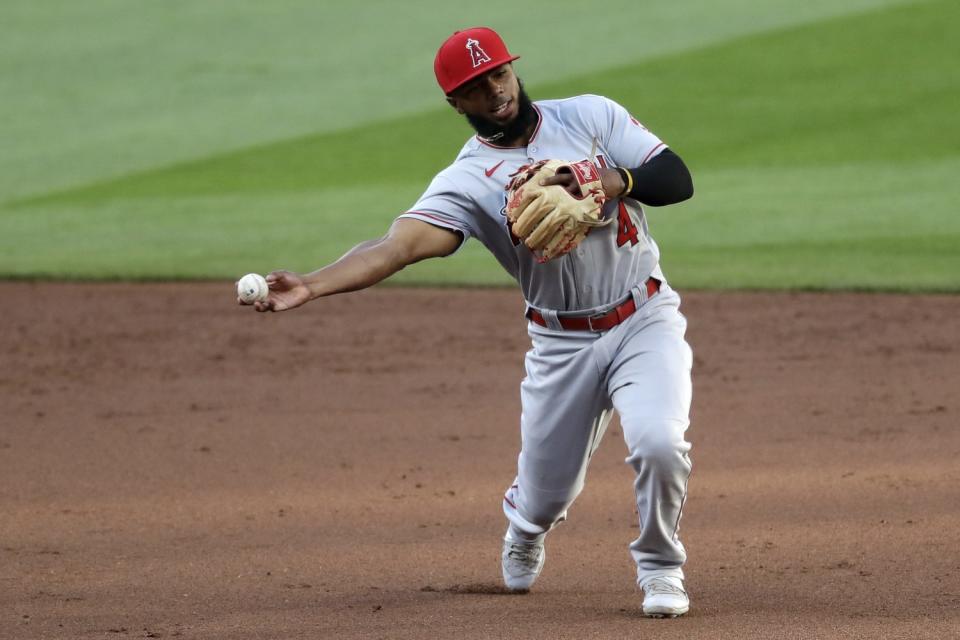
[402,94,692,589]
[401,94,668,313]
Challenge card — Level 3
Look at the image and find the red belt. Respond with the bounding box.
[527,279,660,332]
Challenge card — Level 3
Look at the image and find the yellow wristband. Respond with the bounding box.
[618,168,634,198]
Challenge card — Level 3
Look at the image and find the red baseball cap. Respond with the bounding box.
[434,27,520,95]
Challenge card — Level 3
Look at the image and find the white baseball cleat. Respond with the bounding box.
[641,576,690,618]
[501,537,545,592]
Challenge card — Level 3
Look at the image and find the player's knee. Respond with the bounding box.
[623,419,691,472]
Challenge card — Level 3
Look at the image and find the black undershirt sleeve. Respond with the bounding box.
[624,148,694,206]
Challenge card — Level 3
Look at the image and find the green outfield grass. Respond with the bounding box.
[1,0,956,291]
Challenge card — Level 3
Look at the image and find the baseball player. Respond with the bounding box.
[241,27,695,618]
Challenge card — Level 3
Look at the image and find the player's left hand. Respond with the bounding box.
[540,167,626,199]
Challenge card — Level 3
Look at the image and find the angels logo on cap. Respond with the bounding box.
[434,27,520,94]
[466,38,492,68]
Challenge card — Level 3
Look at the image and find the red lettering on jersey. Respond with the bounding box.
[616,202,641,247]
[500,193,522,246]
[597,154,641,247]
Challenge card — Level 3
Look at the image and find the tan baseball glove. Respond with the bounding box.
[505,159,611,262]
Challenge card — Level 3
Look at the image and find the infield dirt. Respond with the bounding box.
[2,283,957,639]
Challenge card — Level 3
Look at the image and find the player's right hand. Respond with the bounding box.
[238,270,312,312]
[540,167,625,199]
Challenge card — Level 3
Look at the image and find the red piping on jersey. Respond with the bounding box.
[475,104,544,149]
[641,142,666,165]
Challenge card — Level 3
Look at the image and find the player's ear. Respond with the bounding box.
[446,96,465,114]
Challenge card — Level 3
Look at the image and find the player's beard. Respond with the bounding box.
[466,82,538,145]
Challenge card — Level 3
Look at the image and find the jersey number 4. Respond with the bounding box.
[595,154,641,248]
[615,202,641,247]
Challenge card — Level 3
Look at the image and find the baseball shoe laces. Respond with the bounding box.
[501,538,545,592]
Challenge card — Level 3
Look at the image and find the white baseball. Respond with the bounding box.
[237,273,269,303]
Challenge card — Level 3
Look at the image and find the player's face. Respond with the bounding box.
[447,64,520,125]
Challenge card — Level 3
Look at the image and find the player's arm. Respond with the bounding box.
[544,96,693,205]
[248,218,461,312]
[543,149,693,206]
[605,148,693,206]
